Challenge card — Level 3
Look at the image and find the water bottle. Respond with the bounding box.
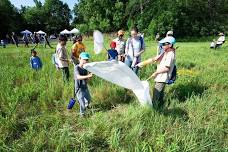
[67,98,76,109]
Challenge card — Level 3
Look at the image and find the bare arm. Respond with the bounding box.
[76,73,93,80]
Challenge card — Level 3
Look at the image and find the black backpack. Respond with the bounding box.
[167,65,177,85]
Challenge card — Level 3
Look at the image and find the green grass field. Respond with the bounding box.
[0,38,228,152]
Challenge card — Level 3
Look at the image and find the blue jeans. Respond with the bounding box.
[125,56,139,75]
[76,88,91,115]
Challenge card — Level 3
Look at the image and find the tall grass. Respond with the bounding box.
[0,38,227,151]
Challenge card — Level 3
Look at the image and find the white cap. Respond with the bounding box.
[167,31,173,35]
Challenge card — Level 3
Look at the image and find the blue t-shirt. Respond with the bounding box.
[107,49,118,61]
[30,56,42,70]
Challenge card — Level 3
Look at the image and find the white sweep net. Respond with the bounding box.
[84,61,152,106]
[93,30,104,54]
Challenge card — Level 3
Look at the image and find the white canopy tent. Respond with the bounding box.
[70,28,80,34]
[21,30,32,35]
[37,30,46,35]
[60,29,70,35]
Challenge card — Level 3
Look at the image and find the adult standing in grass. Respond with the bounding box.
[43,35,53,48]
[56,35,70,82]
[11,32,18,47]
[113,30,126,62]
[22,34,29,48]
[125,27,145,75]
[34,32,40,47]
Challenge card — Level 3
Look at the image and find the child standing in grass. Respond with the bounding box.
[137,37,176,109]
[71,35,86,65]
[30,50,42,70]
[56,35,70,82]
[74,52,93,116]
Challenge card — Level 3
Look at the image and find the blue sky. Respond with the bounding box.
[10,0,76,10]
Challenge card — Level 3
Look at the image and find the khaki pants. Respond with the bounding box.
[152,82,166,109]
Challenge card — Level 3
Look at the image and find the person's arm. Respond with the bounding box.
[151,66,170,78]
[71,45,77,59]
[76,73,93,80]
[136,38,145,57]
[125,38,129,56]
[58,48,69,62]
[136,57,156,67]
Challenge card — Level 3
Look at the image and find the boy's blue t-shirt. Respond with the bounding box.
[30,56,42,69]
[107,49,118,61]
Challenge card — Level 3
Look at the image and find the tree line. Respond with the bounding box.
[0,0,227,39]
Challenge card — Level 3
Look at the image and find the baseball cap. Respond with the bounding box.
[159,36,176,44]
[110,41,116,48]
[80,52,90,60]
[118,30,125,36]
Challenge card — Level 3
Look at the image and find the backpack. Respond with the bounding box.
[167,65,177,85]
[52,53,59,68]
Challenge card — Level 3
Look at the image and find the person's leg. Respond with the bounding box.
[84,89,91,107]
[65,67,70,82]
[77,90,86,116]
[124,57,132,68]
[62,67,70,82]
[152,82,166,109]
[47,42,52,48]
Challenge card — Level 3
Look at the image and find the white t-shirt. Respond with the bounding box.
[113,38,125,55]
[56,43,68,68]
[217,36,225,44]
[126,37,145,60]
[154,51,175,83]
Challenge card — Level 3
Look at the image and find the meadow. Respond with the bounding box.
[0,37,227,152]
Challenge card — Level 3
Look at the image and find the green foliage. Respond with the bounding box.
[0,0,72,37]
[0,0,24,38]
[73,0,228,37]
[0,38,228,151]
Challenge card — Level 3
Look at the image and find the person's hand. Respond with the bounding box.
[87,73,93,79]
[136,62,143,68]
[151,72,158,78]
[66,59,70,64]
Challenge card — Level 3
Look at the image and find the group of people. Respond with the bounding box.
[2,32,53,49]
[22,32,53,48]
[46,27,176,116]
[29,27,178,116]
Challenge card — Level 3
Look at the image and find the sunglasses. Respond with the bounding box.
[162,43,170,46]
